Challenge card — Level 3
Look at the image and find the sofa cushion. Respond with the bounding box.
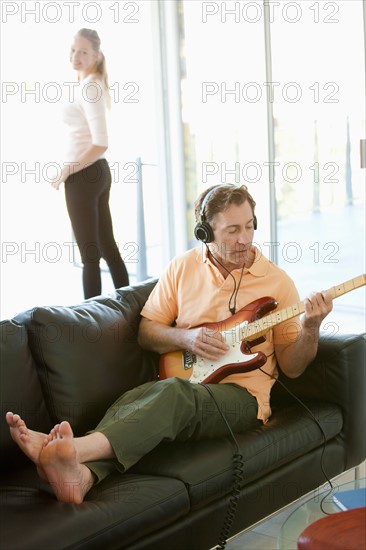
[132,402,343,508]
[0,320,53,469]
[15,296,156,436]
[112,278,159,375]
[0,471,190,550]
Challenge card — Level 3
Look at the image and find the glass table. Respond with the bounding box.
[278,477,365,549]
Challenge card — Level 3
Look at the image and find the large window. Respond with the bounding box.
[178,0,270,246]
[270,0,365,332]
[1,0,365,334]
[178,0,365,333]
[1,1,162,318]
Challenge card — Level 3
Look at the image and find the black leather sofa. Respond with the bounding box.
[1,278,365,550]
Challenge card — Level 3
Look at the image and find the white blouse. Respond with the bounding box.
[63,74,108,163]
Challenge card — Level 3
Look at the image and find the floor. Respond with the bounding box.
[224,462,366,550]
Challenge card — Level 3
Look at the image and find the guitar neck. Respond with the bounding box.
[242,274,366,342]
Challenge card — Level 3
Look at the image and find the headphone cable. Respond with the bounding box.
[200,354,335,548]
[259,364,334,514]
[201,383,244,549]
[206,245,246,315]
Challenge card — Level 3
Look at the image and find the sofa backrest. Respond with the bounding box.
[0,319,54,468]
[9,278,158,438]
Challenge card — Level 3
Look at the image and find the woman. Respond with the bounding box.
[51,28,129,298]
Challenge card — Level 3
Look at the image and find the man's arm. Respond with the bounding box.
[138,317,229,361]
[274,290,333,378]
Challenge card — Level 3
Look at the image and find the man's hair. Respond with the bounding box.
[194,184,256,226]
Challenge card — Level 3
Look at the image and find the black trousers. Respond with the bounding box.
[65,159,129,299]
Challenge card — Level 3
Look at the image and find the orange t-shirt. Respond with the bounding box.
[140,246,302,422]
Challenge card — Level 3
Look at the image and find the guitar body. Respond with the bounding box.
[159,273,366,384]
[159,296,279,384]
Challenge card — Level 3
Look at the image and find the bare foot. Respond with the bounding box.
[44,424,61,445]
[39,421,95,504]
[6,412,51,480]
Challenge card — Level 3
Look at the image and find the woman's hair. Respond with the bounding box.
[194,184,256,225]
[75,28,111,108]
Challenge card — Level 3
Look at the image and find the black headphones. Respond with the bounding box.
[194,185,257,244]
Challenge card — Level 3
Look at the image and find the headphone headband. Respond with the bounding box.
[194,184,257,244]
[201,186,221,218]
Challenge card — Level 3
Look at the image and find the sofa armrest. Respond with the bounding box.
[271,332,366,469]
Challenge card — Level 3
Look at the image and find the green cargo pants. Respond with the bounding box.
[86,377,260,482]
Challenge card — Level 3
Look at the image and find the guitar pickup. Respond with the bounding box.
[182,351,196,370]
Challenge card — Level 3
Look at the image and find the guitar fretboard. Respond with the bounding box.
[241,274,365,342]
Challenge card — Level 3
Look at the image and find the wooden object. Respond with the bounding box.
[297,507,366,550]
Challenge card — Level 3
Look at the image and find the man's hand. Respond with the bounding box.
[138,317,230,360]
[184,326,230,361]
[301,290,333,333]
[275,290,333,378]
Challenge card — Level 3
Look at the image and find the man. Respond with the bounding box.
[6,184,333,504]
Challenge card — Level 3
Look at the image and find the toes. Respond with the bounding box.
[44,433,53,446]
[59,421,74,439]
[54,424,61,438]
[14,415,24,427]
[44,424,62,446]
[5,412,14,426]
[6,412,27,434]
[49,427,57,440]
[6,412,19,427]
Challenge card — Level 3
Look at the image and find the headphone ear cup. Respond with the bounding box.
[253,215,258,230]
[194,222,214,244]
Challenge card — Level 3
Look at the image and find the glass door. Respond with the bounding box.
[269,0,365,332]
[0,1,162,317]
[178,0,270,246]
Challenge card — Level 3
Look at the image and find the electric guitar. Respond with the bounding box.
[159,274,365,384]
